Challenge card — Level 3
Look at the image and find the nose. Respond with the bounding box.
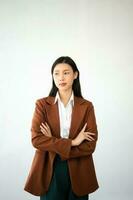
[59,74,64,81]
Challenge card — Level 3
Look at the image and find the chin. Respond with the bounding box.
[59,87,71,92]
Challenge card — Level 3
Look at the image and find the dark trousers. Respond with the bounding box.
[40,154,89,200]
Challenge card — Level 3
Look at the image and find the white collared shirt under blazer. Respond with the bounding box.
[54,91,74,139]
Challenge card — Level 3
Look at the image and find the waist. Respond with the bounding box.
[54,154,67,162]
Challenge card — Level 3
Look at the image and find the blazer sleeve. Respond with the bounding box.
[65,102,98,159]
[31,99,72,158]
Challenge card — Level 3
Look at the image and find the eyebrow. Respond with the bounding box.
[54,69,70,72]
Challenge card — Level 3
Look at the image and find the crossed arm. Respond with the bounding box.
[31,100,98,159]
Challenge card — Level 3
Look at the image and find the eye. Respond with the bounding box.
[54,72,59,76]
[64,72,70,75]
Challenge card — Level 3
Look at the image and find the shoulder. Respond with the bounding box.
[82,98,93,105]
[75,96,94,110]
[83,98,94,109]
[35,96,94,109]
[35,96,55,106]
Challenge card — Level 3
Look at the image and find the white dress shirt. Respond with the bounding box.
[54,91,74,138]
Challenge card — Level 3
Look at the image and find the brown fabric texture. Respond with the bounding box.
[24,96,99,196]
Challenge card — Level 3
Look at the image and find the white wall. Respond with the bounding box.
[0,0,133,200]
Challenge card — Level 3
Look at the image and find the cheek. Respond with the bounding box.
[68,77,75,85]
[53,75,57,81]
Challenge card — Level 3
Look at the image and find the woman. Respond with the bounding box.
[24,56,99,200]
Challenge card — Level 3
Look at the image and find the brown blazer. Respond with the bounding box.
[24,95,99,196]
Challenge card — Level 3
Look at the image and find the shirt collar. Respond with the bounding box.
[54,91,74,106]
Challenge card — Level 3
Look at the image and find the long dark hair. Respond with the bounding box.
[49,56,83,98]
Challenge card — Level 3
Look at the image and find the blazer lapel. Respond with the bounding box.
[45,97,60,138]
[69,96,87,139]
[45,95,87,139]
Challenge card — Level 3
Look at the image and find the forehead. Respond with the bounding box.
[53,63,72,71]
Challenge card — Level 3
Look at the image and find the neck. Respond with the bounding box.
[58,89,72,105]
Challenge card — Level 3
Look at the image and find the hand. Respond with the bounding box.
[40,122,52,137]
[72,123,95,146]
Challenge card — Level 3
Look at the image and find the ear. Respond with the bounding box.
[74,71,78,79]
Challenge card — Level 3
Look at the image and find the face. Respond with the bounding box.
[53,63,78,91]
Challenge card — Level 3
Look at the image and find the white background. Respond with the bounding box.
[0,0,133,200]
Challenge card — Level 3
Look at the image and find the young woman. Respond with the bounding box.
[24,56,99,200]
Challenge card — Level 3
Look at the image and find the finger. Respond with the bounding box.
[86,132,95,136]
[40,126,49,135]
[45,122,50,130]
[86,137,94,141]
[40,123,52,137]
[40,128,48,135]
[86,135,95,141]
[82,123,87,131]
[84,132,95,140]
[40,125,51,136]
[40,129,49,136]
[41,123,48,130]
[88,135,95,140]
[85,136,94,141]
[43,123,51,134]
[40,125,47,132]
[40,125,46,132]
[43,123,51,135]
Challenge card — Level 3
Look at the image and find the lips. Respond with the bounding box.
[59,83,67,86]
